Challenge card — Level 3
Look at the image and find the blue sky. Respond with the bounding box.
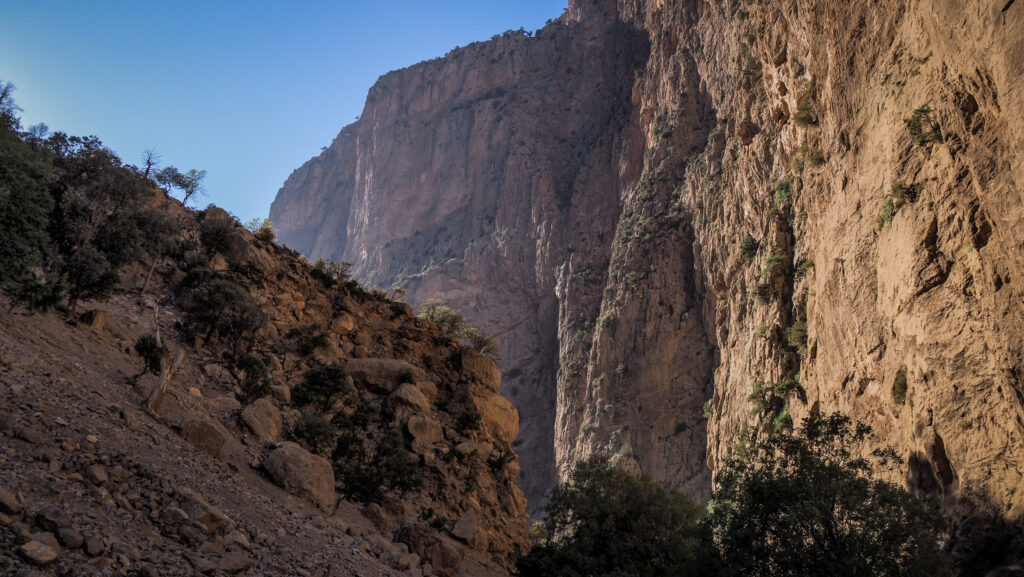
[0,1,566,222]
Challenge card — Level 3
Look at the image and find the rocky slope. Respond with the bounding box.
[0,196,528,576]
[273,0,1024,558]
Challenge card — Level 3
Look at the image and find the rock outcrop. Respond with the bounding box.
[273,0,1024,559]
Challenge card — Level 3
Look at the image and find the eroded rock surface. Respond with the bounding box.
[273,0,1024,556]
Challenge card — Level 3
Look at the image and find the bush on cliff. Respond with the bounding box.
[418,299,503,367]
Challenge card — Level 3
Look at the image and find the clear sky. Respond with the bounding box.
[0,1,567,223]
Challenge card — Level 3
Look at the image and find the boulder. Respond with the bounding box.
[181,417,232,458]
[457,348,500,393]
[330,313,356,334]
[241,398,282,443]
[0,486,21,514]
[450,509,478,544]
[271,384,291,404]
[455,442,493,460]
[176,487,232,534]
[407,416,444,445]
[347,358,428,394]
[84,535,105,557]
[36,506,72,532]
[263,442,336,511]
[390,384,430,413]
[217,550,253,573]
[473,394,518,442]
[85,464,108,485]
[57,527,83,549]
[19,540,59,566]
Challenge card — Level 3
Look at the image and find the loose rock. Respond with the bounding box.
[0,486,22,514]
[19,540,59,566]
[241,397,283,443]
[263,442,336,511]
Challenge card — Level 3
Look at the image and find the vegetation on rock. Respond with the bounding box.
[521,414,953,577]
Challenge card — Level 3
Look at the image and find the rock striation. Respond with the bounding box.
[273,0,1024,552]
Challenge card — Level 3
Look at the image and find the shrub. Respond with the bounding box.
[293,363,353,412]
[291,411,337,456]
[790,155,805,173]
[332,429,422,503]
[892,181,922,205]
[740,234,758,261]
[877,197,896,230]
[418,299,467,334]
[786,320,808,352]
[244,217,276,243]
[236,354,271,403]
[905,105,942,147]
[62,245,119,315]
[774,177,793,206]
[418,298,502,366]
[133,334,165,377]
[795,257,814,279]
[199,215,238,256]
[793,97,818,127]
[179,271,267,356]
[709,413,952,576]
[752,281,772,304]
[807,148,826,167]
[457,405,482,433]
[892,368,908,405]
[761,251,787,279]
[286,324,329,356]
[773,401,793,432]
[464,327,503,367]
[517,456,711,577]
[748,378,799,417]
[311,258,352,288]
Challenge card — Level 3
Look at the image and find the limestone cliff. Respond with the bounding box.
[272,5,649,509]
[273,0,1024,548]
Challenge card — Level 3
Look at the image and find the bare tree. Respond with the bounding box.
[141,148,161,179]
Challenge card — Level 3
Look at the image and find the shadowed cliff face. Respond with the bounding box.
[272,3,651,509]
[274,0,1024,538]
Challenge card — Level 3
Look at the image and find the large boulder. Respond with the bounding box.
[407,415,444,453]
[241,398,282,443]
[457,348,500,393]
[347,358,428,394]
[181,417,232,458]
[263,443,336,511]
[390,384,430,413]
[473,394,518,442]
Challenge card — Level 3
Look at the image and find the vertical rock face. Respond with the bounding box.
[273,0,1024,529]
[272,4,650,508]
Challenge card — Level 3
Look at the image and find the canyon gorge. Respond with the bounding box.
[271,0,1024,547]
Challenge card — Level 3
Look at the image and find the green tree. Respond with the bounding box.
[0,104,53,286]
[708,413,952,577]
[517,456,710,577]
[45,133,175,315]
[156,166,206,205]
[292,363,353,412]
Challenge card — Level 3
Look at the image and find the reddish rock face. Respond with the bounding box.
[275,0,1024,529]
[273,5,652,509]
